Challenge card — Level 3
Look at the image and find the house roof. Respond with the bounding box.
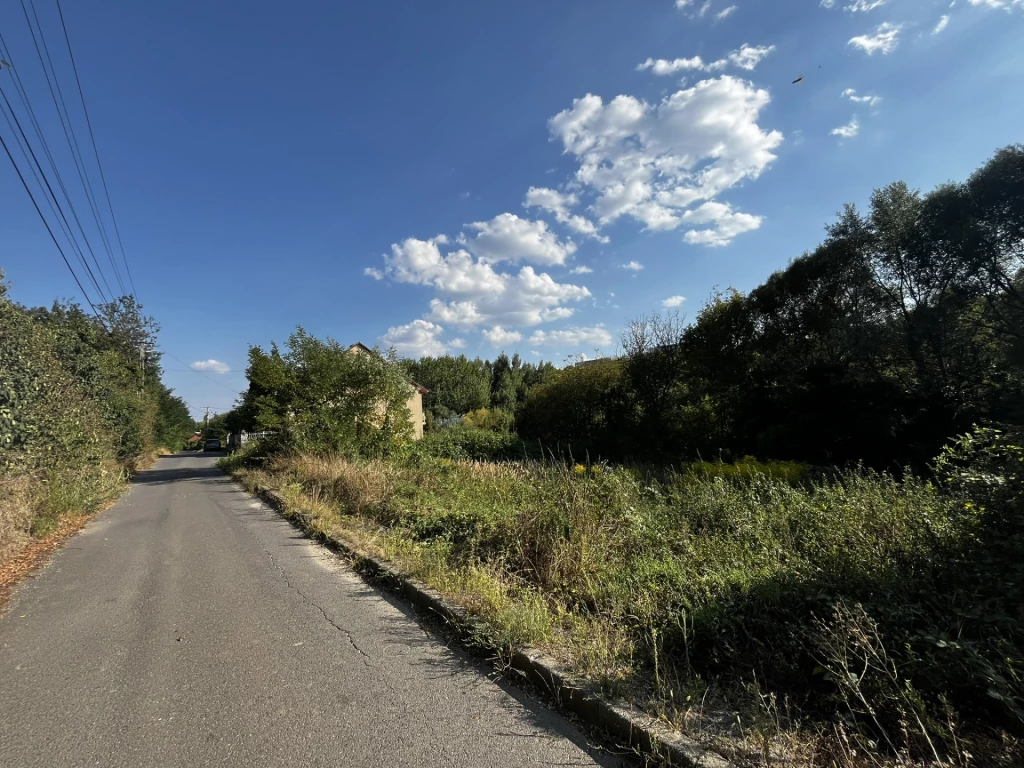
[348,342,430,394]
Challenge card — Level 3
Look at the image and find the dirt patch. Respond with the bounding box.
[0,512,97,614]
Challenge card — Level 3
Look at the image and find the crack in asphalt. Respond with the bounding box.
[240,510,373,668]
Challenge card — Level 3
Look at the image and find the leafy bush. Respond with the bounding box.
[411,424,534,462]
[933,424,1023,517]
[516,358,625,458]
[1,275,190,557]
[687,455,809,484]
[462,407,514,432]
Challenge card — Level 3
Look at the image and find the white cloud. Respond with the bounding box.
[845,0,887,11]
[191,359,230,374]
[933,14,950,32]
[382,236,590,329]
[715,5,738,20]
[722,44,776,71]
[697,1,712,17]
[831,116,860,138]
[621,260,644,271]
[482,326,523,346]
[842,88,881,106]
[523,187,608,242]
[681,201,763,246]
[675,0,694,6]
[528,325,614,348]
[848,22,903,54]
[820,0,835,6]
[364,267,384,280]
[662,295,687,307]
[967,0,1022,9]
[449,338,467,349]
[549,75,781,247]
[637,44,775,75]
[636,56,707,75]
[380,320,450,358]
[569,265,593,274]
[465,213,577,266]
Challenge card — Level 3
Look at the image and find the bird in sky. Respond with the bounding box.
[792,75,804,84]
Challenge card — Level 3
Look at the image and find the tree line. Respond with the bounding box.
[220,146,1021,471]
[520,145,1023,469]
[1,279,196,551]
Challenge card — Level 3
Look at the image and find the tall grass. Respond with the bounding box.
[0,461,125,557]
[225,449,1022,766]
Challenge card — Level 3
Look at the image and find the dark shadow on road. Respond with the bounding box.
[132,464,226,486]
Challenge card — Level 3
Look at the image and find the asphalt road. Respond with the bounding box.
[0,454,624,768]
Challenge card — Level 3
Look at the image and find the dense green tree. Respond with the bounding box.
[241,329,413,455]
[516,359,624,455]
[489,352,524,412]
[402,355,490,420]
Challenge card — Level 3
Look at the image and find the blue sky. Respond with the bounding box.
[1,0,1021,418]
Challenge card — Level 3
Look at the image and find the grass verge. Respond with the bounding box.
[222,449,1023,767]
[0,461,126,612]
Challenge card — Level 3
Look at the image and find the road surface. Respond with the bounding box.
[0,453,624,767]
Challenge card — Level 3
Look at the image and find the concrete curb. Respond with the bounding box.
[251,483,732,768]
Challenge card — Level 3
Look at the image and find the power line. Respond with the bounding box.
[162,352,244,395]
[0,79,110,305]
[18,0,123,298]
[0,27,108,304]
[55,0,137,300]
[25,0,125,298]
[0,128,99,315]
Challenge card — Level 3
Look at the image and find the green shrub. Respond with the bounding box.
[933,424,1024,518]
[462,408,514,432]
[242,446,1024,761]
[411,424,533,462]
[1,277,184,556]
[687,455,809,484]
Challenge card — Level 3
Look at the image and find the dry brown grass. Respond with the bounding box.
[0,477,34,564]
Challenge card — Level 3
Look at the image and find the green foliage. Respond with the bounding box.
[411,424,533,462]
[249,447,1024,761]
[515,146,1024,470]
[153,387,194,450]
[0,294,110,474]
[516,358,625,456]
[401,352,555,425]
[241,330,413,456]
[933,424,1024,514]
[462,407,514,432]
[687,456,808,484]
[403,354,490,419]
[1,274,187,554]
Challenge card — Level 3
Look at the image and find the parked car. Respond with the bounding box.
[203,439,222,452]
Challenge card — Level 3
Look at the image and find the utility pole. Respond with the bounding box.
[204,407,211,434]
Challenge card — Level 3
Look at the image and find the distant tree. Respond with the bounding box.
[489,352,524,412]
[517,359,624,456]
[620,310,692,457]
[403,355,490,420]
